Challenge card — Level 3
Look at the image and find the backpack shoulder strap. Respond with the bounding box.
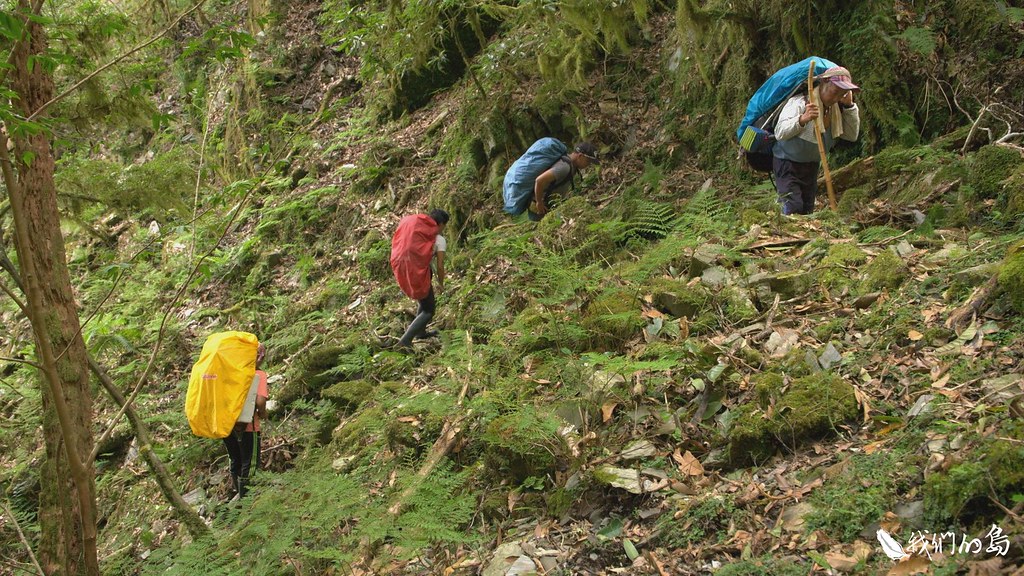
[551,155,576,191]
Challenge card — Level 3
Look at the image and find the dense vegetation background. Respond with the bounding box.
[1,0,1023,574]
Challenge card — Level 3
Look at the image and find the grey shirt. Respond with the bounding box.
[544,158,574,193]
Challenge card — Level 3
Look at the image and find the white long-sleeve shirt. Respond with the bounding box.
[772,95,860,163]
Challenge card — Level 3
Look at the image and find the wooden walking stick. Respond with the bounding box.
[807,60,838,210]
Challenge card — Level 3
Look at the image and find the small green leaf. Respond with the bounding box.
[707,362,727,383]
[21,151,34,166]
[596,517,623,542]
[623,538,639,561]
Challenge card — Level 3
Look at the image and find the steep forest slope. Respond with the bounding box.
[1,1,1024,575]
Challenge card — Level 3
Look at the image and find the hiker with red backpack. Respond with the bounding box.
[772,66,861,215]
[390,209,448,349]
[503,139,600,220]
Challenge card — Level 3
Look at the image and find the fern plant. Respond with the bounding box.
[677,184,735,241]
[624,200,681,241]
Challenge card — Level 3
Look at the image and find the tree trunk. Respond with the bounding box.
[3,1,99,574]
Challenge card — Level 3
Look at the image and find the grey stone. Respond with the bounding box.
[953,263,1001,284]
[907,394,936,418]
[925,243,966,264]
[483,542,529,576]
[653,291,700,318]
[749,270,813,298]
[701,266,730,290]
[818,343,843,371]
[981,374,1023,405]
[183,488,206,506]
[896,240,915,258]
[805,349,822,373]
[894,500,925,528]
[690,244,727,277]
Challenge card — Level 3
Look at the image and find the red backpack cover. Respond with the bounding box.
[390,214,439,300]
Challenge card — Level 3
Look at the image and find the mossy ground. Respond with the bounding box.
[5,1,1024,575]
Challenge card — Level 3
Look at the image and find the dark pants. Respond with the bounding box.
[773,157,819,215]
[223,430,260,497]
[399,288,436,346]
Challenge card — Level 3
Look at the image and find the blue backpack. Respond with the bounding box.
[503,138,573,215]
[737,57,837,172]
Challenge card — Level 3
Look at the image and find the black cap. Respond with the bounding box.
[574,142,600,165]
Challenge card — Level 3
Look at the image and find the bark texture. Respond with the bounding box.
[6,1,99,573]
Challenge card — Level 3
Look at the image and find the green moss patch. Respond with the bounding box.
[999,246,1024,314]
[320,379,375,409]
[728,373,859,467]
[481,407,562,483]
[861,249,908,292]
[820,243,869,292]
[806,449,920,541]
[581,289,644,350]
[924,420,1024,529]
[968,144,1022,199]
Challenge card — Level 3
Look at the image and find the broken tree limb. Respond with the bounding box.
[89,358,211,540]
[946,273,1001,332]
[816,155,875,192]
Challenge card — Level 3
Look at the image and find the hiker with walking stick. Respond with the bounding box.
[772,66,861,215]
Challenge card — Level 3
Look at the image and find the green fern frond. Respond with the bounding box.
[677,185,734,241]
[624,200,679,241]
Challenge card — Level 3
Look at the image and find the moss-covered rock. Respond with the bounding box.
[728,372,858,467]
[740,208,769,229]
[720,285,758,326]
[494,305,589,354]
[357,230,391,282]
[820,243,868,292]
[924,420,1024,527]
[748,270,815,298]
[836,185,870,216]
[968,144,1022,199]
[649,278,710,319]
[481,408,562,483]
[384,409,445,457]
[1001,164,1024,219]
[581,289,644,350]
[280,344,369,406]
[320,379,375,409]
[998,247,1024,314]
[861,249,908,292]
[536,196,621,264]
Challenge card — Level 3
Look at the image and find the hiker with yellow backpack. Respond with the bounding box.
[185,331,270,499]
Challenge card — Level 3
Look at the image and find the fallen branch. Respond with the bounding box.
[360,333,476,569]
[946,273,1000,332]
[1,498,44,576]
[89,358,211,540]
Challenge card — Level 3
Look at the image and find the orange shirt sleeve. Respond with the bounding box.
[256,370,268,399]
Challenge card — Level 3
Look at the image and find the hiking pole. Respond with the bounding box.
[807,60,838,210]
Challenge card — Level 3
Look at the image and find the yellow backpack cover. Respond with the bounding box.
[185,331,260,438]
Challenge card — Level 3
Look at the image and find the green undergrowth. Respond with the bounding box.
[143,463,476,575]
